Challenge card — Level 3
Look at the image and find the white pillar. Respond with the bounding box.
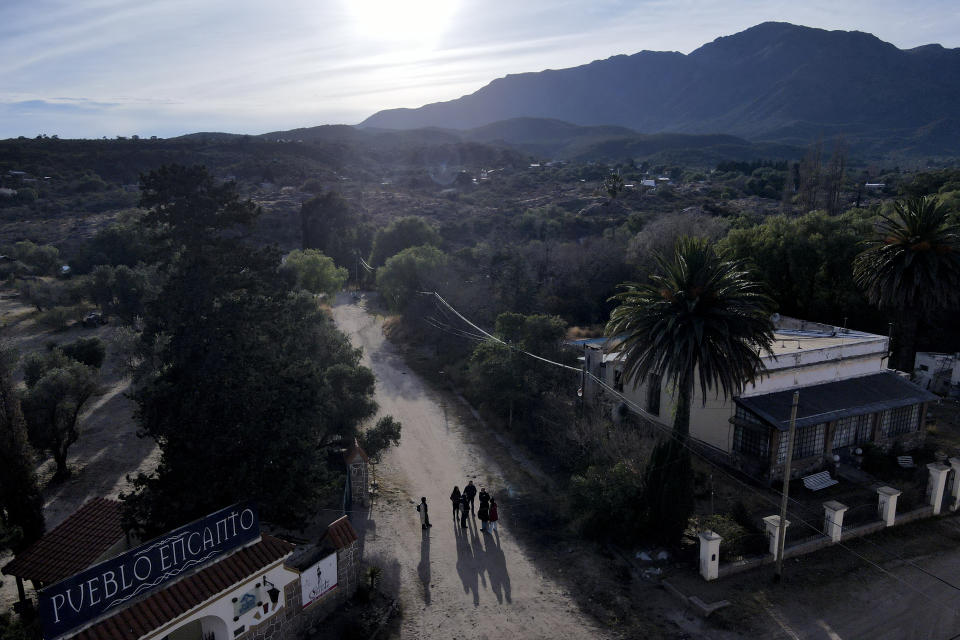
[762,515,789,559]
[948,458,960,512]
[927,463,951,515]
[823,500,848,543]
[877,486,901,527]
[698,530,722,581]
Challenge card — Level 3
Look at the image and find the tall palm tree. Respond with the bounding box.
[606,237,775,439]
[853,196,960,371]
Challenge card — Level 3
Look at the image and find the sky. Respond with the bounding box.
[0,0,957,139]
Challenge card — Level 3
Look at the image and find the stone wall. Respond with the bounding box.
[241,537,362,640]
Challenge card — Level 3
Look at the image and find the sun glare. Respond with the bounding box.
[347,0,457,48]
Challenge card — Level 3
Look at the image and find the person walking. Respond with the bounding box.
[459,493,469,529]
[489,498,499,533]
[417,497,432,529]
[478,495,490,532]
[464,480,477,515]
[450,486,462,519]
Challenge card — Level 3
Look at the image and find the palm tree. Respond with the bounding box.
[606,236,775,439]
[853,196,960,371]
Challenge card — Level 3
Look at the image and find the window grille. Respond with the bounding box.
[886,404,919,436]
[734,424,769,459]
[833,413,872,448]
[777,423,825,463]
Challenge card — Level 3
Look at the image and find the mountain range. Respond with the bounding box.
[361,22,960,157]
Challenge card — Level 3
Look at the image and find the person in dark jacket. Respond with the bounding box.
[463,480,477,515]
[460,493,469,528]
[478,487,491,531]
[489,498,499,533]
[417,496,431,529]
[450,486,461,519]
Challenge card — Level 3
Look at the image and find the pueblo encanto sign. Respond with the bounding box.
[40,502,260,640]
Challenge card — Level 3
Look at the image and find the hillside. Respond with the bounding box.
[361,22,960,156]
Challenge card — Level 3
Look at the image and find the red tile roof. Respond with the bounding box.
[343,439,369,464]
[73,535,294,640]
[321,516,358,550]
[2,498,124,585]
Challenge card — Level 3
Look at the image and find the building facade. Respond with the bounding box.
[582,316,936,482]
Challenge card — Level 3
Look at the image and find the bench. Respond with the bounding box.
[897,455,917,469]
[802,471,839,491]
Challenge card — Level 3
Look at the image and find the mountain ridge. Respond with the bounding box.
[360,22,960,155]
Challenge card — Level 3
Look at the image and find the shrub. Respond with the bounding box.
[60,337,106,369]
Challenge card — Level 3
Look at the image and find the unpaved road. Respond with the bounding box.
[332,294,612,639]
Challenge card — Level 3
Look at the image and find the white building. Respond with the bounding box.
[582,316,936,482]
[914,352,960,397]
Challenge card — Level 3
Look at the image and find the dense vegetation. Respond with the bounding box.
[2,131,959,552]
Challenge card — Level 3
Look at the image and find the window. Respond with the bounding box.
[833,414,872,449]
[646,374,661,416]
[734,425,769,459]
[777,423,825,463]
[613,369,623,392]
[886,404,920,436]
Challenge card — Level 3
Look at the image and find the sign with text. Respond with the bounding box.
[300,553,337,608]
[39,502,260,640]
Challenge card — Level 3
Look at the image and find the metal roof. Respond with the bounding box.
[2,498,124,585]
[736,371,937,430]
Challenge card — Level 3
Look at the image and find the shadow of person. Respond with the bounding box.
[418,529,431,605]
[483,532,512,604]
[455,521,480,606]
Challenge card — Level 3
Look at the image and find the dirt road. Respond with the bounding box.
[331,294,611,639]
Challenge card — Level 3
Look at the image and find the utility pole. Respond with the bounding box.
[775,391,800,582]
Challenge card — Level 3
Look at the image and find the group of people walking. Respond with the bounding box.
[449,480,499,532]
[416,480,501,532]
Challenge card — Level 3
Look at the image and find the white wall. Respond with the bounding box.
[143,560,299,640]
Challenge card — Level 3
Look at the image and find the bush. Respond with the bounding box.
[60,337,106,369]
[36,305,92,331]
[570,462,646,543]
[690,514,766,561]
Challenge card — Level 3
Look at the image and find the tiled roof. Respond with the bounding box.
[2,498,124,585]
[737,371,938,430]
[321,516,358,550]
[343,439,369,463]
[73,535,294,640]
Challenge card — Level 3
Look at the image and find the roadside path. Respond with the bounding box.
[332,293,610,639]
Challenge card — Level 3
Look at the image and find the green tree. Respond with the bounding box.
[602,172,625,200]
[300,191,360,266]
[375,245,448,312]
[853,196,960,370]
[281,249,348,296]
[11,241,60,276]
[59,337,106,369]
[21,353,100,480]
[369,216,441,267]
[124,165,397,535]
[468,312,570,428]
[605,238,774,545]
[0,347,44,553]
[606,237,775,438]
[358,416,402,463]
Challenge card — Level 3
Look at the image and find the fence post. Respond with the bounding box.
[698,530,722,581]
[823,501,848,543]
[927,463,950,515]
[762,515,789,559]
[877,486,901,526]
